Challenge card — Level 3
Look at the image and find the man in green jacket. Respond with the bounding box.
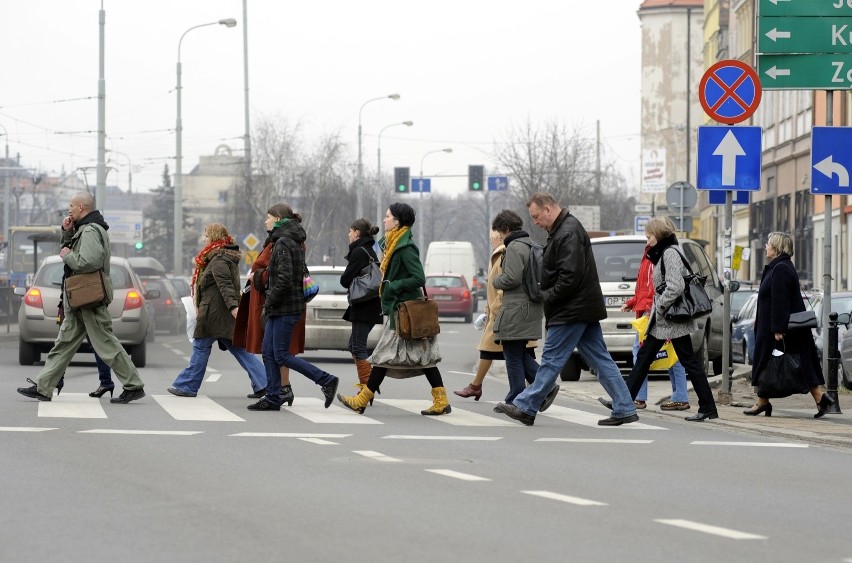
[17,191,146,403]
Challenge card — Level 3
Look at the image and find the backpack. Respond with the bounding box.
[515,239,544,303]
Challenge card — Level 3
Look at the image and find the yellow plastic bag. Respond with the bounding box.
[630,316,678,370]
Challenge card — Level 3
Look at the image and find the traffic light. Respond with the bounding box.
[394,167,410,193]
[468,165,484,191]
[134,241,144,251]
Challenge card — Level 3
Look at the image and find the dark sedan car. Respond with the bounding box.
[140,277,186,335]
[731,293,758,364]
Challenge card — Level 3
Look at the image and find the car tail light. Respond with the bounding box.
[24,288,43,308]
[165,298,173,305]
[462,289,470,299]
[124,290,143,310]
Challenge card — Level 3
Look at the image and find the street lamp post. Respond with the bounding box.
[418,148,452,252]
[376,120,413,228]
[174,18,237,276]
[357,93,399,221]
[0,123,9,249]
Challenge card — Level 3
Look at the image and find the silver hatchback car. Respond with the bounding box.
[16,255,159,367]
[305,266,381,352]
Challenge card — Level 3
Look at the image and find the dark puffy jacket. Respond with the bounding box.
[539,209,606,326]
[340,236,383,325]
[264,220,307,317]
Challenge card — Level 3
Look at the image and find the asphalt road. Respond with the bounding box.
[2,319,851,563]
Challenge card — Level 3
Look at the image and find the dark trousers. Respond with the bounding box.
[502,340,539,403]
[625,333,717,413]
[367,366,444,393]
[348,321,373,360]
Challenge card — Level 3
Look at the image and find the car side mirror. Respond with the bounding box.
[145,289,161,300]
[838,312,851,326]
[728,281,740,292]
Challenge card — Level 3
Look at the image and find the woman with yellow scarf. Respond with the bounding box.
[337,202,450,416]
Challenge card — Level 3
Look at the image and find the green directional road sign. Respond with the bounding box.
[758,17,852,54]
[758,53,852,89]
[759,0,852,17]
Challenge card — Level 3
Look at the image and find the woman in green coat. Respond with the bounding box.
[337,202,450,416]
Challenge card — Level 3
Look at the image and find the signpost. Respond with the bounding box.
[103,210,143,245]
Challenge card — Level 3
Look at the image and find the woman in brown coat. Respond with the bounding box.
[233,204,306,398]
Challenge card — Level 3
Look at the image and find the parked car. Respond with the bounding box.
[168,276,191,299]
[425,273,475,323]
[303,266,381,352]
[15,255,159,367]
[730,287,758,319]
[837,312,852,390]
[559,235,738,381]
[139,277,186,335]
[731,293,758,364]
[811,291,852,364]
[127,256,167,277]
[424,241,479,311]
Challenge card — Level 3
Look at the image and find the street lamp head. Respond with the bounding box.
[442,148,453,153]
[402,121,414,127]
[388,94,401,101]
[219,18,238,27]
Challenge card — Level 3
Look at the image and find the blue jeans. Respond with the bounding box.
[632,334,689,402]
[171,337,266,394]
[513,322,636,418]
[348,321,373,360]
[263,314,335,405]
[502,340,539,403]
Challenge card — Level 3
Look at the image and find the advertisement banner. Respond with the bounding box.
[641,149,666,193]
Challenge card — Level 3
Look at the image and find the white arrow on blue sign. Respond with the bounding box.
[696,126,762,190]
[487,176,509,191]
[811,127,852,195]
[411,178,431,193]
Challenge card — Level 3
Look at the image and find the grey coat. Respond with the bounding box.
[491,237,543,342]
[648,245,697,340]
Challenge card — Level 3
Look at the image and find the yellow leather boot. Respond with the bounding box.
[337,386,374,414]
[421,386,452,416]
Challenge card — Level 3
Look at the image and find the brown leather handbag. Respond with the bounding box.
[396,288,440,339]
[65,270,107,309]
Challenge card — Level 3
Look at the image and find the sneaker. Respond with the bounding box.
[110,388,146,404]
[321,376,339,409]
[247,398,281,411]
[539,385,560,412]
[660,401,690,411]
[598,413,639,426]
[17,378,51,401]
[167,387,197,397]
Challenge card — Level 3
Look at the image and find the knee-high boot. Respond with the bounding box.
[337,386,374,414]
[421,386,452,416]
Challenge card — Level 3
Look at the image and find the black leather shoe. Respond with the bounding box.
[743,402,772,417]
[167,387,197,397]
[321,376,339,409]
[598,413,639,426]
[89,385,115,398]
[685,411,718,422]
[17,378,51,401]
[246,389,266,399]
[494,402,535,426]
[110,388,146,404]
[815,393,835,418]
[247,398,281,411]
[598,397,613,410]
[539,385,560,412]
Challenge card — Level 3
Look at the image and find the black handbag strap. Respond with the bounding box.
[659,246,695,278]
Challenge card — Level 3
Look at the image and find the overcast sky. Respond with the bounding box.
[1,1,642,197]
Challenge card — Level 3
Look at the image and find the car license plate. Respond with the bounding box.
[604,296,628,307]
[432,295,452,300]
[316,309,344,320]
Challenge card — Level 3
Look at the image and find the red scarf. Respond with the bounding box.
[190,237,234,297]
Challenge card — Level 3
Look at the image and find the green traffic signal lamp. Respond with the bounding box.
[468,165,484,191]
[394,167,410,193]
[134,241,144,250]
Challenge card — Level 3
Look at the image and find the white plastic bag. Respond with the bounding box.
[181,296,196,343]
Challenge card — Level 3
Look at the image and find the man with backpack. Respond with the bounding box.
[494,192,638,426]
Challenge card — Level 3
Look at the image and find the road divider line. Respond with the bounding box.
[691,441,807,448]
[299,438,339,445]
[383,435,503,441]
[0,427,57,432]
[231,432,352,438]
[654,519,767,540]
[521,490,607,506]
[425,469,491,481]
[79,429,203,436]
[536,438,654,444]
[353,450,402,462]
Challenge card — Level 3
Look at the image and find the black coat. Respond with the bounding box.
[539,209,606,326]
[340,237,382,325]
[265,220,307,318]
[752,255,823,388]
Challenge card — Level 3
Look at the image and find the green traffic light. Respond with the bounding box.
[397,185,405,192]
[473,182,481,190]
[134,241,144,250]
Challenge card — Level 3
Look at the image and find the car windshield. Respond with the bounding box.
[592,241,646,282]
[426,277,464,288]
[311,272,348,295]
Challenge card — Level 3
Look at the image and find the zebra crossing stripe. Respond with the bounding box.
[38,393,107,419]
[152,395,245,422]
[284,398,383,424]
[521,490,607,506]
[534,404,667,430]
[376,399,517,426]
[0,427,57,432]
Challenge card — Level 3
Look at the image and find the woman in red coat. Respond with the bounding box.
[233,203,306,398]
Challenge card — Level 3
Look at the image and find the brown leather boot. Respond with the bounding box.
[355,359,372,386]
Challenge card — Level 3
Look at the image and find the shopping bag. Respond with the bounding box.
[303,266,320,303]
[181,296,196,343]
[755,346,808,399]
[631,315,678,370]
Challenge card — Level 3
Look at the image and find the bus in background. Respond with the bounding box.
[424,241,479,310]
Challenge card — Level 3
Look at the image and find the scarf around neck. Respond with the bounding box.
[646,233,678,265]
[191,236,235,296]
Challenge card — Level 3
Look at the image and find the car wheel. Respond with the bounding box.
[18,339,39,366]
[560,354,582,381]
[131,340,147,368]
[464,312,473,323]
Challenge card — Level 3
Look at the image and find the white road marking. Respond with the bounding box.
[230,432,352,439]
[521,490,607,506]
[383,435,503,441]
[691,441,807,448]
[79,429,202,436]
[205,371,222,383]
[299,438,339,445]
[0,427,57,432]
[285,397,383,424]
[446,370,475,376]
[536,438,654,444]
[425,469,491,482]
[152,395,245,422]
[38,393,107,419]
[655,519,767,540]
[353,450,402,462]
[377,399,516,426]
[532,404,667,430]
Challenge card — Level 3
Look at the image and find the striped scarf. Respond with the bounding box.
[378,226,409,296]
[190,237,234,298]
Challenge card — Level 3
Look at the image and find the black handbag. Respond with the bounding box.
[755,341,808,398]
[788,310,817,330]
[348,248,381,304]
[659,249,713,322]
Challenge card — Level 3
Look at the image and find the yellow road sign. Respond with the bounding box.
[245,250,259,265]
[732,245,743,271]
